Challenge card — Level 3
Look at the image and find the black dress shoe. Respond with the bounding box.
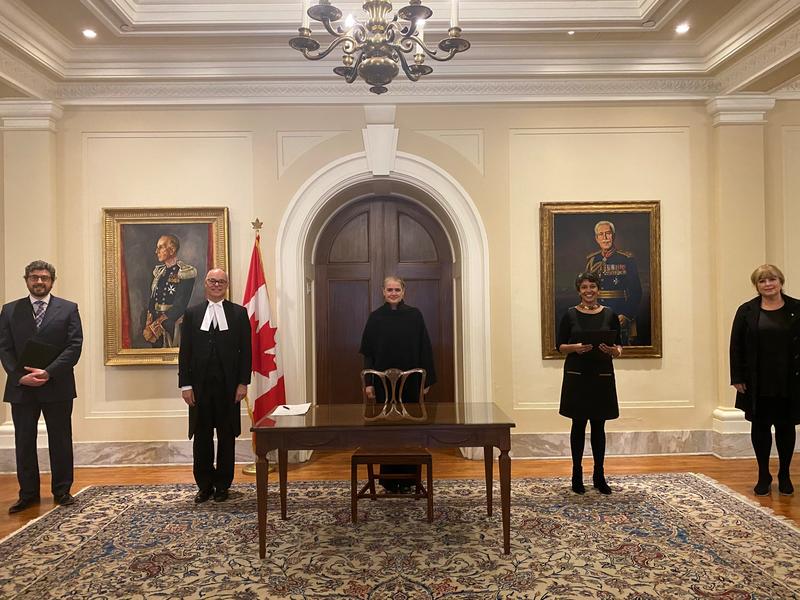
[213,488,229,502]
[778,476,794,496]
[194,489,214,504]
[8,496,40,514]
[592,474,612,495]
[54,493,75,506]
[754,475,773,496]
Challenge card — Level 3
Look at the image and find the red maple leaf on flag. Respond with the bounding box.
[251,317,278,377]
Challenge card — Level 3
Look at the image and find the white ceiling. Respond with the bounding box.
[1,0,800,104]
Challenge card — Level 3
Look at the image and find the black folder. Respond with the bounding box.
[17,339,62,370]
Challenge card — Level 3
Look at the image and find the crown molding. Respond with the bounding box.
[0,99,63,131]
[706,94,776,126]
[0,0,792,84]
[0,47,57,99]
[716,17,800,94]
[51,76,721,106]
[774,76,800,98]
[88,1,675,29]
[51,46,713,81]
[699,0,800,70]
[0,0,71,75]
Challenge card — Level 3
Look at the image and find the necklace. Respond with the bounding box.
[579,303,599,311]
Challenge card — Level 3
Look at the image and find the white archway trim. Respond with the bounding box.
[276,151,492,408]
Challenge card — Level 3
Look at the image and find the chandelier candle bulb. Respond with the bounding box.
[451,0,459,28]
[301,0,310,29]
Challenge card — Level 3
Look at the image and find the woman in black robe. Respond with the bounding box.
[558,272,622,495]
[359,276,436,492]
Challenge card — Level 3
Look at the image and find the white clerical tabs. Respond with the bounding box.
[271,403,311,416]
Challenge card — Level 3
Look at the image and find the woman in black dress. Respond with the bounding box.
[730,264,799,496]
[558,272,622,495]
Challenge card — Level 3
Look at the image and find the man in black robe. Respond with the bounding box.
[359,276,436,492]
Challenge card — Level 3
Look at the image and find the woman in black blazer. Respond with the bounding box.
[730,264,800,496]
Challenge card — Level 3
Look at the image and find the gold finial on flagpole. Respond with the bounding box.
[251,218,263,231]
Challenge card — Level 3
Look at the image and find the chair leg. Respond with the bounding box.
[367,463,377,500]
[426,459,433,523]
[351,460,358,523]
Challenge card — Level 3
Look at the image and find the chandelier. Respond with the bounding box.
[289,1,470,95]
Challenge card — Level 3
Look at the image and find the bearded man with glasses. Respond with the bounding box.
[0,260,84,513]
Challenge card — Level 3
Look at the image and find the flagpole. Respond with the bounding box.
[241,394,267,475]
[242,217,274,476]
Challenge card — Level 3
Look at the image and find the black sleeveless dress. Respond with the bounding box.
[557,307,621,420]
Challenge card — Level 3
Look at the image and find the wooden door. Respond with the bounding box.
[314,197,454,404]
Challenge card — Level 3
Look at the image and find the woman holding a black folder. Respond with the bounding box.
[557,272,622,495]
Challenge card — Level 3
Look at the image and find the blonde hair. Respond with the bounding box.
[383,276,405,290]
[750,264,785,287]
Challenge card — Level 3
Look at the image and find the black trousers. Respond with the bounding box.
[192,376,236,493]
[11,399,74,499]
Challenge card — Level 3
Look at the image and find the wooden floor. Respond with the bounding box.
[1,450,798,540]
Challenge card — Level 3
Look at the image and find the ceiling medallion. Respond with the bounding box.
[289,1,470,95]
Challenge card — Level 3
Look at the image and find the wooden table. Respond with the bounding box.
[251,402,515,557]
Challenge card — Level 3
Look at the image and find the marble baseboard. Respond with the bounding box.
[511,429,799,460]
[1,430,798,472]
[0,439,260,474]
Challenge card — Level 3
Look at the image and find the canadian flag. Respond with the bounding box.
[243,232,286,422]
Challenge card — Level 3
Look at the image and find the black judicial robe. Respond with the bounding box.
[359,301,437,403]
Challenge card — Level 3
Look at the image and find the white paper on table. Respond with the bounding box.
[270,403,311,416]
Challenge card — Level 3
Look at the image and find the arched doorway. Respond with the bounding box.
[314,196,454,404]
[277,151,491,414]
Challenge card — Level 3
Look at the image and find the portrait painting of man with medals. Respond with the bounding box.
[540,201,662,359]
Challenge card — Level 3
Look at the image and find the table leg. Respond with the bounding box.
[351,460,358,523]
[484,445,493,516]
[279,448,288,520]
[499,448,511,555]
[256,452,269,559]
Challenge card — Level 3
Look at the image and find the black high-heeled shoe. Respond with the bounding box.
[571,468,585,495]
[753,474,773,496]
[592,471,612,495]
[778,476,794,496]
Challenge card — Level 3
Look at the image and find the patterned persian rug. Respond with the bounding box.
[1,474,798,599]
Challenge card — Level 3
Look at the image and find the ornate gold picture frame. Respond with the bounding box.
[540,201,662,359]
[102,207,229,365]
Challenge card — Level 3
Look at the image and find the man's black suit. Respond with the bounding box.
[0,296,83,500]
[178,300,251,492]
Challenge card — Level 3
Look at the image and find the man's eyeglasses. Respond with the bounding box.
[207,279,228,286]
[27,275,52,282]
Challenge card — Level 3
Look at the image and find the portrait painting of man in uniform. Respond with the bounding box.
[102,208,229,365]
[540,201,662,359]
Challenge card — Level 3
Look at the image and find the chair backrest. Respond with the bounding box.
[360,368,427,422]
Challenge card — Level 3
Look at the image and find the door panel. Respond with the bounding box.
[315,197,454,404]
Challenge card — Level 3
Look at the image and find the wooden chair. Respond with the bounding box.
[350,368,433,523]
